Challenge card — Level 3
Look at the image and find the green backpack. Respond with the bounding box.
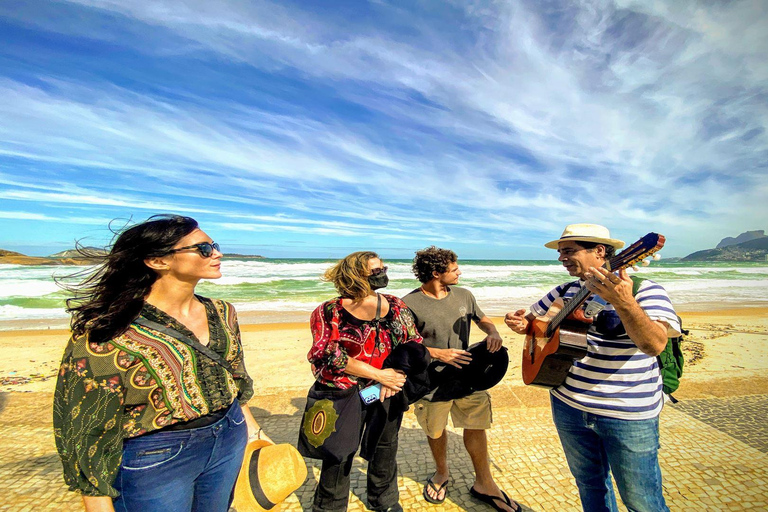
[630,276,687,401]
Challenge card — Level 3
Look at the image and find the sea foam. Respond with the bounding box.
[1,260,766,323]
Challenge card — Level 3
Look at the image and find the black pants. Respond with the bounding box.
[312,403,402,512]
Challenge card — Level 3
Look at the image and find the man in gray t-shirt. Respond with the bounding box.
[404,285,484,351]
[403,247,519,511]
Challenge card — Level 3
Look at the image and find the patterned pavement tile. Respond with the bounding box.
[672,394,768,453]
[2,391,768,511]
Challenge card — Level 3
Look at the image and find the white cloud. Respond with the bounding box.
[0,0,766,256]
[0,211,54,221]
[0,210,110,224]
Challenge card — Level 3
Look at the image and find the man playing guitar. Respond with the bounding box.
[505,224,681,512]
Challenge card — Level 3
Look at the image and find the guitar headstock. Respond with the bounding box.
[608,233,665,271]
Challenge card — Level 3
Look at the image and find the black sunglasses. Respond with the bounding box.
[167,242,220,258]
[370,266,388,276]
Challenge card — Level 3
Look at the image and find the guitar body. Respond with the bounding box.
[520,232,666,388]
[522,316,589,387]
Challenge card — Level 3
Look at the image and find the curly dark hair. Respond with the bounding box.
[58,215,200,343]
[412,246,458,283]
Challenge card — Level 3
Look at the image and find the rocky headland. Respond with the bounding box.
[682,230,768,261]
[0,249,102,266]
[0,248,264,265]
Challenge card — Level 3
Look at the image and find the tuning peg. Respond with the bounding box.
[641,260,650,267]
[632,265,639,271]
[653,254,661,261]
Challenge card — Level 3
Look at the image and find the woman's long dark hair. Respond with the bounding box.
[60,215,199,343]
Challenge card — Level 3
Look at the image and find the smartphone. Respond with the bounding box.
[359,383,382,404]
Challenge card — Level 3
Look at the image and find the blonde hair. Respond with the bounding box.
[324,251,379,301]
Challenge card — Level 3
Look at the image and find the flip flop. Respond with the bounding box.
[423,473,449,504]
[469,486,521,512]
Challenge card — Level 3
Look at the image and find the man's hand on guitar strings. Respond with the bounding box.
[584,267,634,305]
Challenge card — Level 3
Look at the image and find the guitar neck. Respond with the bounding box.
[545,283,591,338]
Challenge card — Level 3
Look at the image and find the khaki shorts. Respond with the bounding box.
[413,391,493,439]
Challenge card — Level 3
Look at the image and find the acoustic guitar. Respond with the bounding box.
[521,233,666,388]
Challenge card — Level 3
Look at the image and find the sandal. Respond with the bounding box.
[423,473,449,504]
[469,486,521,512]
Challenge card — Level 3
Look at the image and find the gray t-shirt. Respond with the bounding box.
[402,286,485,351]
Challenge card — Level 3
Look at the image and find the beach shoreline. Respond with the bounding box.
[2,307,767,396]
[4,259,766,334]
[0,309,314,332]
[2,300,767,332]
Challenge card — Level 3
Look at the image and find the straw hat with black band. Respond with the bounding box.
[232,439,308,512]
[544,223,625,249]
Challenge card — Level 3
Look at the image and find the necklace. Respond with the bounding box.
[420,285,448,299]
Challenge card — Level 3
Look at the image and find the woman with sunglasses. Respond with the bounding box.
[53,215,263,512]
[305,251,423,512]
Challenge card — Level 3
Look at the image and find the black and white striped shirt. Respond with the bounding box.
[531,279,681,420]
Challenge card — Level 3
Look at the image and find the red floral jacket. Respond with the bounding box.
[308,294,423,389]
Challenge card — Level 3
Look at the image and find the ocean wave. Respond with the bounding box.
[638,269,768,279]
[230,300,318,312]
[222,261,332,275]
[211,275,320,285]
[220,261,419,281]
[2,260,767,322]
[459,264,564,274]
[0,304,68,320]
[0,279,62,299]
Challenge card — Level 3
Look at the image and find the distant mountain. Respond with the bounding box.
[0,248,103,266]
[0,249,25,257]
[50,247,108,258]
[682,236,768,261]
[0,247,265,265]
[716,230,766,249]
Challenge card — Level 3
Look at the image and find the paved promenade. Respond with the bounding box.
[2,378,767,511]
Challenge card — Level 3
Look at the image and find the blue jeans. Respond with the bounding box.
[113,401,248,512]
[550,396,669,512]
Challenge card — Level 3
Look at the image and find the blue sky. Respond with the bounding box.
[1,0,766,259]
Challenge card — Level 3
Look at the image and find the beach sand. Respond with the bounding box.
[2,307,768,511]
[2,307,767,398]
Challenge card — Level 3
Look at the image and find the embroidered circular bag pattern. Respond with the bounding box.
[304,399,339,448]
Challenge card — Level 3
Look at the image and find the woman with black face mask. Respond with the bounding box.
[301,251,423,512]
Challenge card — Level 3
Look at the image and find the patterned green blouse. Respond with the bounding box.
[53,297,254,497]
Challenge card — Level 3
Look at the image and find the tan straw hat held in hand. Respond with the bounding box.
[544,223,626,249]
[232,440,308,511]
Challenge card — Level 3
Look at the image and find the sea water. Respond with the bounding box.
[1,259,767,328]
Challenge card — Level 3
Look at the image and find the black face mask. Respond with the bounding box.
[368,272,389,290]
